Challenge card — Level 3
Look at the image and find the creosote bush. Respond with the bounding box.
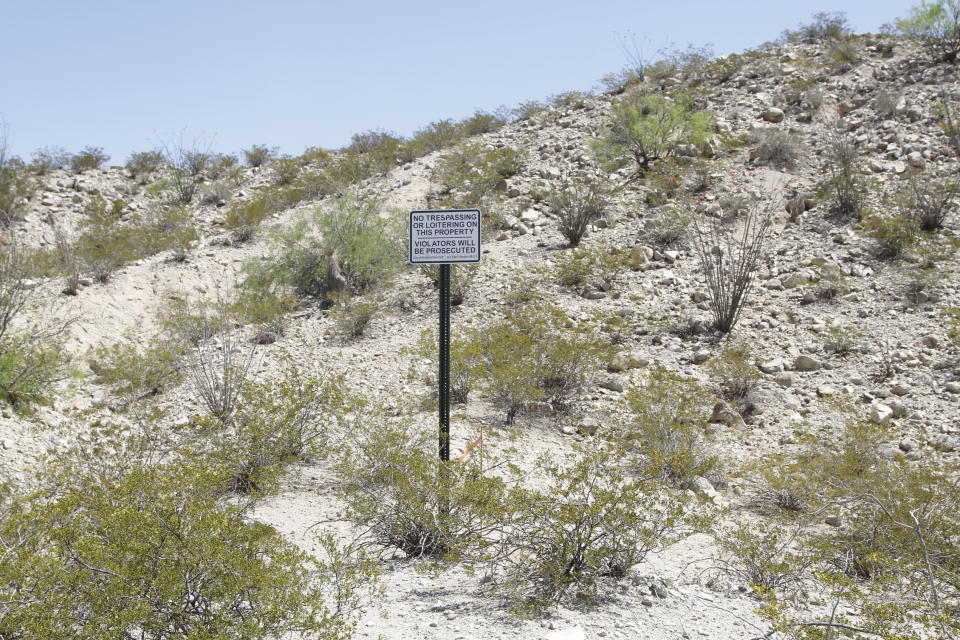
[69,146,109,173]
[732,410,960,639]
[896,0,960,62]
[551,241,628,290]
[704,338,760,411]
[820,129,869,218]
[432,142,524,206]
[125,149,165,178]
[549,178,610,246]
[748,127,804,169]
[0,422,374,640]
[243,143,277,167]
[622,364,717,486]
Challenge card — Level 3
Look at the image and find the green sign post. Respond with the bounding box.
[408,209,481,461]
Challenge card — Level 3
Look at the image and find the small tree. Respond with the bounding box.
[896,0,960,62]
[69,146,109,173]
[594,90,713,179]
[690,203,772,333]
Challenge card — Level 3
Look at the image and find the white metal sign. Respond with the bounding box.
[408,209,481,264]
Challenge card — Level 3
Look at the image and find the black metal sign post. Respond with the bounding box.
[408,209,481,464]
[438,263,451,462]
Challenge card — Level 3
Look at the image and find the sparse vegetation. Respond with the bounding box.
[69,146,109,173]
[896,0,960,62]
[243,143,277,167]
[690,204,772,333]
[549,178,610,246]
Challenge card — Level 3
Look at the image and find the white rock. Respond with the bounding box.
[871,403,894,424]
[545,626,586,640]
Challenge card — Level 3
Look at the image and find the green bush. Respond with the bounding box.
[125,149,165,178]
[29,146,71,174]
[0,442,372,639]
[623,364,716,486]
[0,129,33,224]
[782,11,850,43]
[748,127,804,169]
[904,175,957,231]
[820,131,869,218]
[594,90,713,179]
[896,0,960,62]
[549,179,610,246]
[552,241,628,289]
[490,437,689,611]
[0,236,67,411]
[467,301,609,423]
[254,195,403,302]
[330,295,380,338]
[645,204,694,245]
[89,338,183,402]
[243,143,277,167]
[742,411,960,639]
[70,146,109,173]
[272,155,302,185]
[335,408,505,560]
[704,339,760,409]
[860,210,920,259]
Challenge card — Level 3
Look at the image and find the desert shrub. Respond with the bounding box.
[408,119,461,155]
[256,195,403,302]
[896,0,960,62]
[0,236,68,410]
[346,129,410,172]
[432,142,523,206]
[872,89,902,118]
[594,90,713,179]
[782,11,850,43]
[458,109,508,136]
[421,263,478,307]
[160,134,215,203]
[0,127,33,224]
[510,100,547,122]
[821,129,869,218]
[273,155,302,185]
[622,364,716,486]
[745,412,960,639]
[690,204,772,333]
[748,127,803,169]
[489,436,689,611]
[716,523,812,594]
[935,96,960,154]
[125,149,165,178]
[552,241,627,289]
[414,326,486,405]
[29,145,71,174]
[199,179,233,205]
[549,179,610,246]
[330,295,380,338]
[69,146,109,173]
[190,366,348,494]
[469,301,609,424]
[0,440,372,640]
[861,210,920,259]
[824,322,861,355]
[335,409,505,559]
[814,263,850,300]
[705,338,760,407]
[243,143,277,167]
[645,205,693,246]
[89,338,183,402]
[824,34,862,70]
[904,175,957,231]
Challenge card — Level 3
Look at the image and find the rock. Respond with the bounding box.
[561,425,577,436]
[898,438,918,452]
[599,379,624,393]
[870,403,894,423]
[581,289,606,300]
[650,581,670,599]
[816,385,835,397]
[709,401,745,427]
[944,382,960,394]
[691,476,718,499]
[794,355,821,372]
[692,349,711,364]
[907,151,925,169]
[774,372,794,388]
[932,435,956,452]
[579,418,599,436]
[890,400,908,418]
[545,626,586,640]
[762,107,785,123]
[776,391,802,412]
[889,383,910,396]
[628,245,654,270]
[825,516,843,527]
[782,271,813,289]
[764,278,784,290]
[758,359,784,374]
[1,439,12,451]
[663,250,679,263]
[251,330,278,345]
[921,335,939,349]
[608,351,649,372]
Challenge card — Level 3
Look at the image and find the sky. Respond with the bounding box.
[1,0,913,165]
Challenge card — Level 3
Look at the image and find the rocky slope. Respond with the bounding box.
[2,30,959,640]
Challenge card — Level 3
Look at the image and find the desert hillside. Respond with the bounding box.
[1,12,959,640]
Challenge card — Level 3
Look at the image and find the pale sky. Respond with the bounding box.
[1,1,912,164]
